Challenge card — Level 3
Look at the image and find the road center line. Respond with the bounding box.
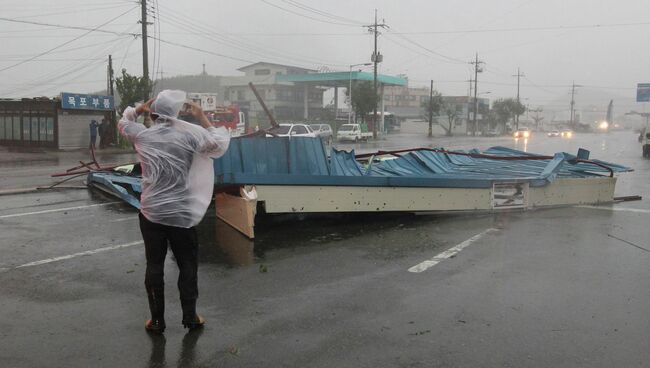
[408,228,498,273]
[576,205,650,214]
[0,202,120,219]
[1,241,144,272]
[109,216,138,223]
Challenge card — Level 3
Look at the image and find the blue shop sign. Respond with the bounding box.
[61,92,114,111]
[637,83,650,102]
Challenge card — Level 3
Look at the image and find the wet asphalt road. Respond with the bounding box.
[1,131,650,367]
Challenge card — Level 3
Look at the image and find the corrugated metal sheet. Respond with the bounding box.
[212,137,631,189]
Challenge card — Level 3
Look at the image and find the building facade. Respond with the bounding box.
[221,62,325,126]
[382,85,430,119]
[382,84,491,134]
[0,93,114,149]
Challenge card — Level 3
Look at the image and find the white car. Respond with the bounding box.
[337,124,373,142]
[513,127,531,139]
[310,124,333,144]
[547,130,560,137]
[267,123,317,138]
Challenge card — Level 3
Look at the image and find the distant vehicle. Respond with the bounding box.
[485,129,500,137]
[547,130,560,137]
[640,127,650,157]
[337,123,373,142]
[560,129,573,138]
[363,112,400,133]
[266,123,317,138]
[513,127,531,139]
[309,124,333,144]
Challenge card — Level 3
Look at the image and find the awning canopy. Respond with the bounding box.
[276,71,407,87]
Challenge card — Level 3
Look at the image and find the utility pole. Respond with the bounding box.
[108,55,114,97]
[107,54,116,141]
[428,80,434,138]
[469,53,484,136]
[140,0,150,103]
[467,77,472,134]
[569,82,581,128]
[513,68,524,130]
[364,9,388,139]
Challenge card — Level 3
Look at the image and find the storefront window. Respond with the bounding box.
[22,115,30,141]
[31,116,39,142]
[39,116,47,142]
[46,117,54,142]
[5,116,10,140]
[13,116,20,140]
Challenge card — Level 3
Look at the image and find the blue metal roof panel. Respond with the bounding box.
[212,137,631,188]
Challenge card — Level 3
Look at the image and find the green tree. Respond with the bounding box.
[115,69,152,114]
[441,101,460,136]
[491,98,526,131]
[421,90,443,137]
[346,82,379,124]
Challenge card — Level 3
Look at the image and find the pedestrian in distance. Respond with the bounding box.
[98,118,109,149]
[118,90,230,334]
[89,119,99,150]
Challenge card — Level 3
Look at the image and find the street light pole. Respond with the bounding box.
[348,63,372,125]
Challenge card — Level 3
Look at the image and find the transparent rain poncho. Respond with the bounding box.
[118,90,230,228]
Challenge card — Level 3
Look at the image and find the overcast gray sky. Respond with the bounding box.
[1,0,649,112]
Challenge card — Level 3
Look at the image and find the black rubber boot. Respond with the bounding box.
[181,299,205,330]
[182,315,205,330]
[145,319,166,334]
[146,288,165,333]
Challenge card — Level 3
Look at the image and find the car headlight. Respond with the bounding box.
[523,131,530,138]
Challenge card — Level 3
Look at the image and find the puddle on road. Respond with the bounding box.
[195,210,503,268]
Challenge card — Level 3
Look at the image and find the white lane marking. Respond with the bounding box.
[408,228,498,273]
[576,205,650,214]
[0,202,120,219]
[109,216,138,223]
[1,241,144,272]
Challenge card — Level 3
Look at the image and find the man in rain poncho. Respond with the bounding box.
[118,90,230,334]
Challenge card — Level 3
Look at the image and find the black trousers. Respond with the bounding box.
[139,213,199,321]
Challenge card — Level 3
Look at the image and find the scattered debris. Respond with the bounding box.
[613,195,642,202]
[409,330,431,336]
[258,264,268,273]
[227,346,240,356]
[607,233,650,252]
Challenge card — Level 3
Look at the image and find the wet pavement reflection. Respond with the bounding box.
[145,329,203,368]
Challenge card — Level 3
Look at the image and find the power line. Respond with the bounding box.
[259,0,360,27]
[386,21,650,35]
[2,37,128,97]
[150,36,257,64]
[385,28,467,65]
[10,3,135,20]
[279,0,364,25]
[0,5,137,73]
[156,4,349,67]
[0,17,139,37]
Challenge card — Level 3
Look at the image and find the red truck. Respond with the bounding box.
[207,105,244,131]
[181,93,247,134]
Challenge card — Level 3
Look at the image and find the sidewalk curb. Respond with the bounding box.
[0,188,39,196]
